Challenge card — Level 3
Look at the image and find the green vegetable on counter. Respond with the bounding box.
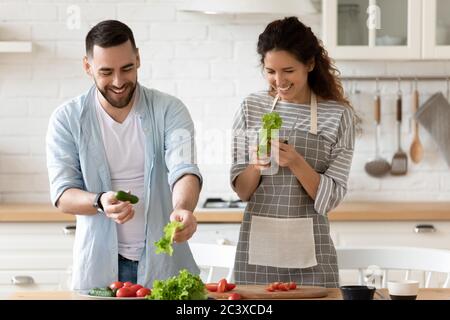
[258,112,283,158]
[88,287,115,297]
[154,220,184,256]
[147,269,207,300]
[115,190,139,204]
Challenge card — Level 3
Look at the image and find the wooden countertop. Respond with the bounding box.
[8,288,450,300]
[1,202,450,223]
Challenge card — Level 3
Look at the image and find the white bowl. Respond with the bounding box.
[387,280,419,300]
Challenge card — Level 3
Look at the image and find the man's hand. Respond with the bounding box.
[170,209,197,243]
[100,191,135,224]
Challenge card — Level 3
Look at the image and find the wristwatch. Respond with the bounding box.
[93,192,106,214]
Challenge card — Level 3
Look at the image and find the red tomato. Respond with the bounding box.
[116,287,134,297]
[288,282,297,290]
[205,283,218,292]
[226,283,236,291]
[123,281,134,288]
[278,283,289,291]
[136,288,151,298]
[217,279,228,293]
[266,285,275,292]
[266,283,277,291]
[272,282,281,290]
[129,284,143,295]
[228,293,241,300]
[109,281,124,291]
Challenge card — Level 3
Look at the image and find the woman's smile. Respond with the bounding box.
[276,83,293,93]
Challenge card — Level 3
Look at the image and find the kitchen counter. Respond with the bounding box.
[7,288,450,300]
[1,202,450,223]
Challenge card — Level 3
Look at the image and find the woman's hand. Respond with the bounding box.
[249,145,271,171]
[271,139,302,169]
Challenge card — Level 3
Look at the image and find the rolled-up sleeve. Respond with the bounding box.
[230,102,249,191]
[314,107,355,215]
[165,101,202,191]
[46,107,84,207]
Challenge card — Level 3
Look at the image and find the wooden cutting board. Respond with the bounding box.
[208,285,328,300]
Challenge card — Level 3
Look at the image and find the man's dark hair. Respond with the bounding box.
[85,20,137,57]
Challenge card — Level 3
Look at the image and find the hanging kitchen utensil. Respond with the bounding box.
[447,77,450,102]
[414,91,450,168]
[365,81,391,177]
[409,80,424,164]
[391,79,408,175]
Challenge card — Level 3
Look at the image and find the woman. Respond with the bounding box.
[230,17,357,288]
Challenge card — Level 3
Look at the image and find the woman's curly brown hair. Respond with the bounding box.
[257,16,361,128]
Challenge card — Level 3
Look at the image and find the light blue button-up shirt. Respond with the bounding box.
[46,83,202,290]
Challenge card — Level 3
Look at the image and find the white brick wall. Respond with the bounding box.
[0,0,449,204]
[0,4,58,21]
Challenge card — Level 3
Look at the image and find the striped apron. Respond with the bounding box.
[234,92,339,288]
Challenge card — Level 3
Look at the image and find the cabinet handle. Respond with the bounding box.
[11,275,34,285]
[63,225,76,235]
[414,224,436,233]
[216,238,231,245]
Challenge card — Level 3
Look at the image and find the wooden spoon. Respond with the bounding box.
[410,88,424,163]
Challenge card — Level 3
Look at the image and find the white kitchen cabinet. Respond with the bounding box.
[322,0,450,60]
[0,222,74,298]
[422,0,450,59]
[330,221,450,248]
[331,221,450,287]
[192,220,450,251]
[193,220,450,248]
[190,223,241,246]
[322,0,422,60]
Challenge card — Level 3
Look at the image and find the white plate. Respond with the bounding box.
[77,290,146,300]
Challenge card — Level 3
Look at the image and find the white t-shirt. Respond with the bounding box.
[95,90,146,261]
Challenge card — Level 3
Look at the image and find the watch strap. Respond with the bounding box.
[93,192,106,212]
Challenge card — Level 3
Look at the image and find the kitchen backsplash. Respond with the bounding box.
[0,0,449,204]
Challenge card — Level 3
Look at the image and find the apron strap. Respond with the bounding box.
[269,92,318,135]
[270,95,280,112]
[310,92,318,135]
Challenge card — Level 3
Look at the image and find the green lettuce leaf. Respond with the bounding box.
[258,112,282,158]
[147,269,207,300]
[154,221,184,256]
[262,112,283,130]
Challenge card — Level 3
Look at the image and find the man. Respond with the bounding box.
[46,20,202,290]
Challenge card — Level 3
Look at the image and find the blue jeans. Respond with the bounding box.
[118,254,138,284]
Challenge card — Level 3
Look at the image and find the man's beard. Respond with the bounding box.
[96,80,137,109]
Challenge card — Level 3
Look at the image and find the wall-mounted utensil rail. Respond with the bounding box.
[341,76,450,100]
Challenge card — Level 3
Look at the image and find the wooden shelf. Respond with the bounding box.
[0,41,32,53]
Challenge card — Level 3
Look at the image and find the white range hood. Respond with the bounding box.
[179,0,321,15]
